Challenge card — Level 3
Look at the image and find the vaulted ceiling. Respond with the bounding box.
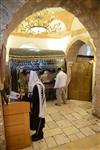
[11,7,86,38]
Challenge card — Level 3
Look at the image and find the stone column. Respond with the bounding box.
[0,94,6,150]
[92,56,100,118]
[66,61,73,100]
[0,44,6,150]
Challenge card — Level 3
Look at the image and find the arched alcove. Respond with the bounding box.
[66,40,94,101]
[2,1,98,97]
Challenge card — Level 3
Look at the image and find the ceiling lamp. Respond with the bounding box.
[30,26,47,34]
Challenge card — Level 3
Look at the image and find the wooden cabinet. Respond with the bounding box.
[3,102,31,150]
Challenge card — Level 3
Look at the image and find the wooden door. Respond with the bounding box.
[68,56,93,101]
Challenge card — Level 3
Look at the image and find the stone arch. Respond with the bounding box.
[65,35,96,95]
[66,36,96,61]
[3,1,98,93]
[0,0,99,116]
[66,39,95,101]
[3,0,98,82]
[67,40,85,62]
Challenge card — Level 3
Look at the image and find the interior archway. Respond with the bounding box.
[66,40,94,101]
[4,4,97,103]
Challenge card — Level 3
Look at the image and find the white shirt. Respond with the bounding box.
[54,71,67,88]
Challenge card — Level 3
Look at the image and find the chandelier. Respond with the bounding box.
[13,8,66,34]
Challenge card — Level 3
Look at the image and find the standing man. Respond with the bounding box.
[40,70,51,84]
[54,68,67,106]
[28,71,46,141]
[18,69,28,95]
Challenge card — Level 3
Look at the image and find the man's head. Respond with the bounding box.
[44,70,49,75]
[22,69,27,75]
[57,68,61,72]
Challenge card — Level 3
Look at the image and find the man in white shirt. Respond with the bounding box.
[54,68,67,106]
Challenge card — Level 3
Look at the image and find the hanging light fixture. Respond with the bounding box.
[30,26,47,34]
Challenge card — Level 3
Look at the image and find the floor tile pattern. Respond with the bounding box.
[30,100,100,150]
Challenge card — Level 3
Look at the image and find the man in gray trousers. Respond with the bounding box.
[54,68,67,106]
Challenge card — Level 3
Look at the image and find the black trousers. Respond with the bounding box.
[30,114,45,135]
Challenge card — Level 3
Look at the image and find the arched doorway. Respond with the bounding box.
[67,40,94,101]
[1,2,98,104]
[4,8,97,102]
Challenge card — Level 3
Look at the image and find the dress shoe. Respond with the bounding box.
[31,133,37,138]
[55,103,61,106]
[31,132,43,141]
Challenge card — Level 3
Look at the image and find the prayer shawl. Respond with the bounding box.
[28,71,46,118]
[28,71,39,93]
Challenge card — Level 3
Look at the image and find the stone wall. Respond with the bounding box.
[0,95,6,150]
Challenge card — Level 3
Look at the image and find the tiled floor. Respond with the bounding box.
[22,100,100,150]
